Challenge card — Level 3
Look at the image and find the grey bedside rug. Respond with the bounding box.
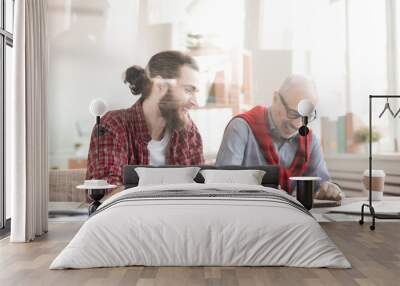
[328,200,400,216]
[48,202,88,222]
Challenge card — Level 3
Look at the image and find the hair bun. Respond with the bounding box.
[124,65,147,95]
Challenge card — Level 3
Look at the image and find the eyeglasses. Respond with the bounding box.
[279,93,317,122]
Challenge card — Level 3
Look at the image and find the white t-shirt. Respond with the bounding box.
[147,132,170,166]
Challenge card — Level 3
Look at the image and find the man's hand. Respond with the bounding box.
[104,186,124,200]
[315,181,345,201]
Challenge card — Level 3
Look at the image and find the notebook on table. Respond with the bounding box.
[313,199,341,208]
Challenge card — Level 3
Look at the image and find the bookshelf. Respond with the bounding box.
[188,48,254,116]
[320,112,364,155]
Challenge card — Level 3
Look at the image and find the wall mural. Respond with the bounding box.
[47,0,399,205]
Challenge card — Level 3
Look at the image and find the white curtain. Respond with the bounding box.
[10,0,48,242]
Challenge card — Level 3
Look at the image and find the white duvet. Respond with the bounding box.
[50,183,351,269]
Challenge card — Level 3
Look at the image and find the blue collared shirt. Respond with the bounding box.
[215,109,330,191]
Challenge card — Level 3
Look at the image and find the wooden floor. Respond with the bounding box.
[0,221,399,286]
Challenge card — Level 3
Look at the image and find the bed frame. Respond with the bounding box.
[123,165,280,189]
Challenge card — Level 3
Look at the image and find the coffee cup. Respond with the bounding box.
[289,176,321,210]
[362,169,385,201]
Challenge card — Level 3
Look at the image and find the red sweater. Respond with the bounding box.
[237,106,312,193]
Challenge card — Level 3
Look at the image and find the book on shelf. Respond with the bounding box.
[320,112,365,155]
[337,115,346,153]
[345,112,364,153]
[320,117,337,154]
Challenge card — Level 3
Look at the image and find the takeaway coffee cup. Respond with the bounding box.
[289,177,321,210]
[363,169,385,201]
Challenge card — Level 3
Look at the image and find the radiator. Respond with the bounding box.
[325,155,400,195]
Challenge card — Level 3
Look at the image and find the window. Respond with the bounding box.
[260,0,400,154]
[347,0,390,152]
[1,0,14,231]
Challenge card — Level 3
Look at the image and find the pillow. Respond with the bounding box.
[200,169,266,185]
[135,167,201,186]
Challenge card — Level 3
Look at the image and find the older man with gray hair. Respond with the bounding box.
[216,74,343,201]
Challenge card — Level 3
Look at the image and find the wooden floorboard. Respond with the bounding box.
[0,221,399,286]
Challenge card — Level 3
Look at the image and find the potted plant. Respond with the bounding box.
[353,127,381,153]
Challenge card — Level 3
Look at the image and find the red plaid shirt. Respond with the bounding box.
[86,101,204,185]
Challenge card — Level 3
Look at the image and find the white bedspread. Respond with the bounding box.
[50,183,351,269]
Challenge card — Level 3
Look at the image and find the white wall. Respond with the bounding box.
[251,50,293,106]
[244,0,294,106]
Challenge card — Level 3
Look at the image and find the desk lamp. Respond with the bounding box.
[297,99,315,162]
[77,99,116,215]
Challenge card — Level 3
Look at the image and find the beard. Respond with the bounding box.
[158,91,187,132]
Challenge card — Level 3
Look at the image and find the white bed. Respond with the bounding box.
[50,183,351,269]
